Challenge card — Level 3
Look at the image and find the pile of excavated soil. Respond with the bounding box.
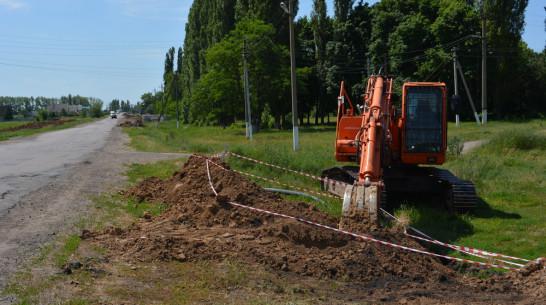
[116,113,143,127]
[0,119,76,133]
[85,155,545,302]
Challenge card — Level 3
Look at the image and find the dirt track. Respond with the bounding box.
[0,122,190,304]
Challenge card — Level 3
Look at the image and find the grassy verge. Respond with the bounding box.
[1,158,352,304]
[0,117,99,141]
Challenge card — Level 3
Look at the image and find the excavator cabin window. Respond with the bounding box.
[405,86,443,153]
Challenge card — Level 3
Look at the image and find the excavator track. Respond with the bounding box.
[426,168,477,213]
[322,166,476,214]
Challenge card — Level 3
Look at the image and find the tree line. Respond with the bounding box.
[0,95,136,120]
[146,0,544,127]
[0,95,103,118]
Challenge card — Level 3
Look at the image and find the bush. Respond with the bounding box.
[36,108,49,122]
[447,136,464,160]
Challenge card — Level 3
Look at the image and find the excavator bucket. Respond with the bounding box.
[340,183,380,226]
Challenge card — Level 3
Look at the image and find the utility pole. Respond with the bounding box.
[281,1,299,151]
[456,60,481,126]
[452,47,459,127]
[481,11,487,124]
[242,39,252,140]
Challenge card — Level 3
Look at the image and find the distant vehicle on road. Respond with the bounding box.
[110,111,117,119]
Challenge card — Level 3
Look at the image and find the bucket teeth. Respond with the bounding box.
[340,184,380,228]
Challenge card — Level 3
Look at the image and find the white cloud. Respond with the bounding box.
[108,0,189,21]
[0,0,28,11]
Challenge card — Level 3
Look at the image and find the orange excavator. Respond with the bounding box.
[321,74,476,222]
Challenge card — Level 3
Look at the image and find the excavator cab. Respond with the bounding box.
[400,83,447,165]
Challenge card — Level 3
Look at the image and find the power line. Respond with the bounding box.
[0,33,177,44]
[0,62,157,77]
[0,56,162,71]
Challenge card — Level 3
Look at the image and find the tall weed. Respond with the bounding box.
[485,129,545,151]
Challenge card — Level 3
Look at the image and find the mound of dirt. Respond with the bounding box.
[116,113,143,127]
[0,119,76,133]
[86,155,455,282]
[84,155,545,302]
[475,259,546,298]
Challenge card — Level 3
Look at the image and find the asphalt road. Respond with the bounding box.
[0,118,116,214]
[0,118,117,284]
[0,118,190,300]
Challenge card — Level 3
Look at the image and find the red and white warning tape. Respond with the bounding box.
[227,201,521,271]
[226,151,350,188]
[206,153,543,269]
[380,208,535,267]
[403,229,530,264]
[203,159,525,272]
[206,158,341,200]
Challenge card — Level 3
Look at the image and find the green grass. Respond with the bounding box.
[0,117,98,141]
[126,158,188,184]
[122,119,545,263]
[54,235,82,267]
[438,128,546,260]
[0,121,31,130]
[446,119,545,142]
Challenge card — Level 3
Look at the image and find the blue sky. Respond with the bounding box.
[0,0,544,106]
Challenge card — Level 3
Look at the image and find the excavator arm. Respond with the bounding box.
[330,75,394,224]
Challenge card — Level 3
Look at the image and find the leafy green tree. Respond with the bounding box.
[89,100,104,118]
[189,18,289,127]
[109,99,120,111]
[141,92,156,114]
[295,16,318,125]
[311,0,332,124]
[2,106,13,121]
[482,0,529,119]
[181,0,237,114]
[164,47,175,88]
